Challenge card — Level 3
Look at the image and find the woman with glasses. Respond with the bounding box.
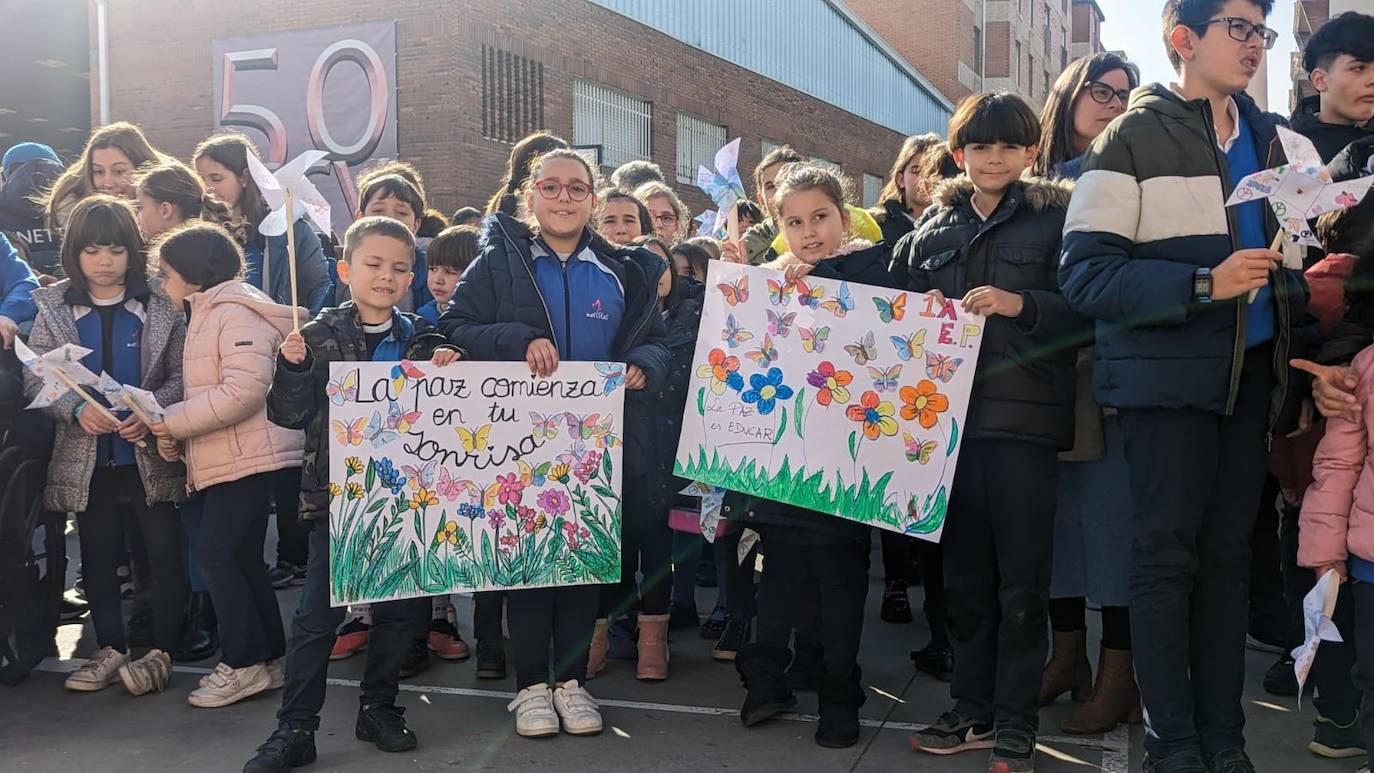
[633,180,689,245]
[1032,51,1146,737]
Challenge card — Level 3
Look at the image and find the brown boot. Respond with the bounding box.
[636,614,670,681]
[587,618,610,679]
[1060,645,1142,734]
[1039,629,1092,706]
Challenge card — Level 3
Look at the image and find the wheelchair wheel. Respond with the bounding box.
[0,455,63,685]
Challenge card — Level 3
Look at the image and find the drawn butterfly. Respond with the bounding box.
[890,329,927,362]
[821,281,855,317]
[718,276,749,306]
[326,370,358,406]
[565,413,603,439]
[746,334,779,367]
[844,331,877,366]
[330,417,367,446]
[435,467,479,503]
[530,412,562,441]
[766,309,797,338]
[364,410,398,449]
[722,313,755,349]
[873,293,907,323]
[868,364,903,393]
[456,423,493,453]
[390,360,426,393]
[517,459,553,487]
[386,401,421,433]
[903,431,939,464]
[925,351,965,383]
[795,280,825,309]
[558,439,592,467]
[401,460,438,491]
[595,362,626,394]
[766,278,795,306]
[799,325,830,354]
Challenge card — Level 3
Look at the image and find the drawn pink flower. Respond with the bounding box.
[574,450,602,484]
[500,533,520,549]
[517,506,538,534]
[496,473,525,506]
[537,489,571,517]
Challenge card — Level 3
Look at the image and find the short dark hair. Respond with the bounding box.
[450,206,483,227]
[357,174,425,222]
[60,194,147,292]
[754,145,805,200]
[1303,11,1374,73]
[669,240,712,281]
[731,198,763,227]
[947,91,1041,150]
[427,225,480,274]
[1162,0,1275,72]
[919,141,962,181]
[154,221,244,290]
[343,216,416,265]
[610,160,666,193]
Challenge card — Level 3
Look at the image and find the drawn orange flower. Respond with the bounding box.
[845,390,899,440]
[900,380,949,429]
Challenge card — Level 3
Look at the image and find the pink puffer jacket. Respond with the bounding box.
[162,281,305,491]
[1301,344,1374,570]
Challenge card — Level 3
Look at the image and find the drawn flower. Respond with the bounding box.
[496,473,525,506]
[457,502,484,521]
[562,521,580,549]
[550,462,571,483]
[575,450,602,484]
[806,361,852,407]
[537,489,571,517]
[488,509,507,531]
[846,390,899,440]
[410,488,439,510]
[434,520,459,546]
[517,506,538,534]
[345,481,365,500]
[740,367,794,416]
[535,512,547,531]
[328,482,342,498]
[375,458,405,493]
[345,456,364,476]
[900,380,949,429]
[696,348,744,395]
[500,533,520,549]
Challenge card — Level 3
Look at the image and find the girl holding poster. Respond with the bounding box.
[442,147,670,738]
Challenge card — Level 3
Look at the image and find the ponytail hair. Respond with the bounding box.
[487,131,570,216]
[153,221,245,291]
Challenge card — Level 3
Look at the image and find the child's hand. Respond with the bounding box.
[1293,359,1360,419]
[280,330,307,365]
[0,316,17,349]
[144,420,172,438]
[76,404,119,436]
[118,414,149,444]
[626,364,647,390]
[961,286,1023,318]
[156,436,181,462]
[1286,399,1315,439]
[721,240,745,264]
[1316,562,1348,584]
[923,289,948,308]
[782,262,814,284]
[431,348,461,367]
[526,338,559,378]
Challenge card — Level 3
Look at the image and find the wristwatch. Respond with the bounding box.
[1192,267,1213,304]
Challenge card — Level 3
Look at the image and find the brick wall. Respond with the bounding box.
[97,0,910,218]
[846,0,975,103]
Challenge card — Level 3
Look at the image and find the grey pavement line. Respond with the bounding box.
[35,657,1130,755]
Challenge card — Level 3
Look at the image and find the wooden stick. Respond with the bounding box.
[121,393,157,427]
[284,189,301,331]
[1247,230,1287,304]
[53,369,147,448]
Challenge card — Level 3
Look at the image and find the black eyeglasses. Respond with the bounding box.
[1084,81,1130,106]
[1196,17,1279,50]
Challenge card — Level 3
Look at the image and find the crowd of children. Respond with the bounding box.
[2,2,1374,772]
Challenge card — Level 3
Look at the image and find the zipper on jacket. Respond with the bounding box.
[560,260,573,361]
[495,219,560,356]
[1198,102,1248,416]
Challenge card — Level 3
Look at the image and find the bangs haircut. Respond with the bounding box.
[1303,11,1374,72]
[358,174,425,219]
[343,215,416,265]
[947,91,1042,150]
[427,225,480,273]
[61,194,148,291]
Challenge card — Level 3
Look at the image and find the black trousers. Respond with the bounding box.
[277,521,429,730]
[1119,344,1271,759]
[943,439,1056,732]
[920,541,949,649]
[1248,474,1294,647]
[77,466,186,653]
[754,533,869,683]
[507,585,598,688]
[473,591,504,643]
[198,472,286,668]
[272,467,306,567]
[717,527,757,619]
[1349,582,1374,748]
[600,472,672,617]
[880,529,911,583]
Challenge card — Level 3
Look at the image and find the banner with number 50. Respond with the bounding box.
[212,21,398,236]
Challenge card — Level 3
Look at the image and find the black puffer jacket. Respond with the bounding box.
[649,278,705,504]
[895,176,1083,450]
[874,199,916,252]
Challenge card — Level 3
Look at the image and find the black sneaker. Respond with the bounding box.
[268,561,306,590]
[398,636,430,679]
[242,727,316,772]
[908,710,994,755]
[910,642,953,682]
[668,602,700,631]
[1310,714,1366,759]
[711,615,750,662]
[988,726,1036,773]
[1142,748,1207,773]
[880,580,913,623]
[356,703,418,752]
[59,597,89,621]
[699,608,727,640]
[474,639,506,679]
[1262,654,1298,697]
[1204,748,1256,773]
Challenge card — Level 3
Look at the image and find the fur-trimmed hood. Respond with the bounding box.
[762,239,876,272]
[931,175,1074,214]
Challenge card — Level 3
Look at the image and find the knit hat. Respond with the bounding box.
[2,142,61,173]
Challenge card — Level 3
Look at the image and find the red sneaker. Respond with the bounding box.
[428,620,471,661]
[329,620,369,660]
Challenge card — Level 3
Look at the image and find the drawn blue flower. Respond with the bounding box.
[740,367,794,416]
[375,458,406,493]
[457,502,485,521]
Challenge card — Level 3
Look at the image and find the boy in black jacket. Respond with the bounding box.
[244,217,461,773]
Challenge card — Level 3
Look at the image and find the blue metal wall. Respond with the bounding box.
[587,0,953,136]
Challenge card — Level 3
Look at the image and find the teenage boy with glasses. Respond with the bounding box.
[1059,1,1312,771]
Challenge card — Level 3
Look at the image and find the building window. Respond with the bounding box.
[1015,41,1022,83]
[676,113,726,184]
[1045,71,1051,99]
[974,26,983,72]
[572,79,651,168]
[1061,46,1068,70]
[862,173,883,207]
[481,46,545,144]
[1029,54,1035,91]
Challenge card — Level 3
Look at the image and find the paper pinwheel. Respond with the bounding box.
[1227,125,1374,266]
[96,372,164,423]
[696,138,747,240]
[1292,569,1343,702]
[244,149,333,329]
[14,337,101,409]
[694,210,721,238]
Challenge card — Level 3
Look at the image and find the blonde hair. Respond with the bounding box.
[633,180,688,243]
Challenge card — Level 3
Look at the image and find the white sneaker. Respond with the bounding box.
[65,647,128,692]
[266,658,284,690]
[187,662,270,708]
[506,684,560,738]
[553,680,603,736]
[119,649,171,695]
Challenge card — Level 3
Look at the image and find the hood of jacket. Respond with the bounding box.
[0,156,61,228]
[930,175,1075,214]
[187,280,304,337]
[762,239,876,273]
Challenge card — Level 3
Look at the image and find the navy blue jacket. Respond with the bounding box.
[243,219,332,316]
